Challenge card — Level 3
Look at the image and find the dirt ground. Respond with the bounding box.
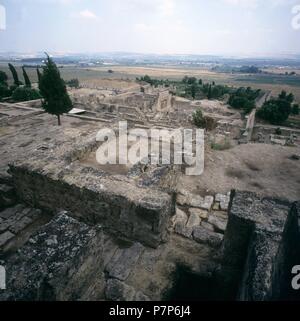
[178,143,300,202]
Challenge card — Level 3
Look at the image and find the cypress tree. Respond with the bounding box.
[8,63,21,86]
[39,53,73,126]
[36,68,42,90]
[22,66,31,87]
[207,85,212,100]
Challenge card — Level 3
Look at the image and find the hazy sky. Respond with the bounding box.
[0,0,300,55]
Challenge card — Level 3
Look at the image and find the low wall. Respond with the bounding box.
[9,163,175,248]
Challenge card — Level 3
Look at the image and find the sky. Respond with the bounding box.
[0,0,300,56]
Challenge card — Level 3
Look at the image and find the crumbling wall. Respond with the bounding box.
[220,191,299,300]
[9,164,175,248]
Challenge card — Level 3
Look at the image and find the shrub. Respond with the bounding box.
[192,109,216,131]
[192,109,205,128]
[257,91,293,125]
[66,78,80,88]
[211,138,232,151]
[12,87,42,102]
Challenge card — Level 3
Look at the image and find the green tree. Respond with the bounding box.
[22,67,31,87]
[12,87,41,102]
[37,68,42,90]
[207,85,212,99]
[292,104,299,115]
[39,54,73,126]
[8,63,21,86]
[190,84,198,99]
[0,84,11,100]
[0,71,8,84]
[257,92,294,125]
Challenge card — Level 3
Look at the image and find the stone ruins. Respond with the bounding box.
[0,82,299,301]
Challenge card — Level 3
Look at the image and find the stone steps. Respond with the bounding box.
[0,204,43,253]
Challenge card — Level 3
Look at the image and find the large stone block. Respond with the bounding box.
[0,213,104,301]
[220,191,298,301]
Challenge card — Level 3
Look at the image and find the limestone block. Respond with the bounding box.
[208,214,227,233]
[186,212,201,229]
[193,226,223,248]
[188,208,208,219]
[174,221,193,239]
[171,207,188,228]
[200,196,214,211]
[201,221,215,231]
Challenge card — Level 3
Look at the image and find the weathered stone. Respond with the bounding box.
[215,193,230,211]
[105,279,136,301]
[193,226,223,248]
[174,221,193,239]
[10,164,174,248]
[199,196,214,211]
[220,191,294,301]
[176,194,187,206]
[106,242,144,281]
[215,193,227,202]
[176,193,204,208]
[208,214,227,233]
[0,230,15,247]
[171,207,188,228]
[212,211,228,220]
[186,212,201,229]
[9,216,33,234]
[0,204,24,219]
[188,195,205,208]
[212,202,220,211]
[201,221,215,231]
[188,208,208,219]
[0,213,104,301]
[220,201,229,211]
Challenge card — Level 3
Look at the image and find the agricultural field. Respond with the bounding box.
[2,63,300,102]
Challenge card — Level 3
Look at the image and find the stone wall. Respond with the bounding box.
[220,191,299,300]
[9,163,175,248]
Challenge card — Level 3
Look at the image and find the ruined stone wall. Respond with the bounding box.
[243,109,256,141]
[252,126,300,145]
[220,191,299,300]
[9,164,175,248]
